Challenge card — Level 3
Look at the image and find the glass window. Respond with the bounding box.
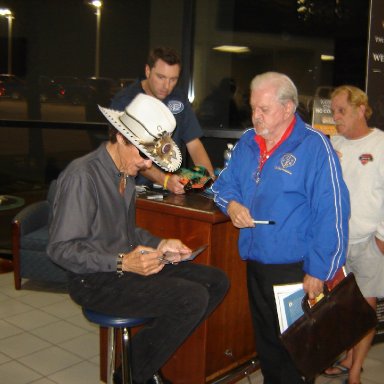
[193,0,368,129]
[0,0,153,122]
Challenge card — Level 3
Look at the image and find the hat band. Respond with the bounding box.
[119,112,160,141]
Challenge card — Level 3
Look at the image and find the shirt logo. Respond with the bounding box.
[275,153,296,175]
[167,100,184,114]
[359,153,373,165]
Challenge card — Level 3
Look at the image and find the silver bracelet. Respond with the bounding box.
[116,253,124,276]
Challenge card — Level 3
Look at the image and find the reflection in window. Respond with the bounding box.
[193,0,368,129]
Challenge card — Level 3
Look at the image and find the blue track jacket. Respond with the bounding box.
[212,114,350,281]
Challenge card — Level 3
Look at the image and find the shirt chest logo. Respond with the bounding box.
[167,100,184,114]
[359,153,373,165]
[275,153,296,175]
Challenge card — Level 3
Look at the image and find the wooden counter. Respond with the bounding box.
[100,192,257,383]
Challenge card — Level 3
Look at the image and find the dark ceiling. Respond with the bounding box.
[218,0,369,38]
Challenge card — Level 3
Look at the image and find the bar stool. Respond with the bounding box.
[82,308,151,384]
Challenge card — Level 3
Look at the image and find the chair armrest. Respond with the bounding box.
[12,201,50,236]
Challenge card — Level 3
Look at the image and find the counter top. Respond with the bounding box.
[136,191,228,224]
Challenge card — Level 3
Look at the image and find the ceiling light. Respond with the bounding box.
[0,8,12,16]
[213,45,251,54]
[321,54,335,61]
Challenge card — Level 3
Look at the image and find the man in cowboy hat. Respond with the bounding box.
[111,46,215,194]
[47,93,229,384]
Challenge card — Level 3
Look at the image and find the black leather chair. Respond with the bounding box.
[12,180,68,289]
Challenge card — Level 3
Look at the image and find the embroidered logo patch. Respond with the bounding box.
[275,153,296,175]
[359,153,373,165]
[167,100,184,114]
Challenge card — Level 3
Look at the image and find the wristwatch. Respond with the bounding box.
[116,253,124,276]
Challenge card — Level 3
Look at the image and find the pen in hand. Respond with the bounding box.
[253,220,276,225]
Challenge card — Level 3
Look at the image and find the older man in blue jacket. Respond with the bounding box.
[212,72,350,384]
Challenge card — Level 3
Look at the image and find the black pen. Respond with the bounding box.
[253,220,276,225]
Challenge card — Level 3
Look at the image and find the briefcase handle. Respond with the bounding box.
[301,284,330,316]
[301,268,347,316]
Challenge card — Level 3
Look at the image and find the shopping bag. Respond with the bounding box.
[280,273,378,379]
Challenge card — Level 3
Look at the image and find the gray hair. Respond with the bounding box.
[250,72,298,109]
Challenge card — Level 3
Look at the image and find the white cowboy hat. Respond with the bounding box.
[98,93,182,172]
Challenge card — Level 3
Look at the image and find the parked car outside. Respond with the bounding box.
[51,76,90,105]
[39,76,66,103]
[0,74,27,100]
[85,77,120,121]
[86,77,120,103]
[0,81,5,97]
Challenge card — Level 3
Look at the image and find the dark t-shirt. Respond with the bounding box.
[111,79,203,149]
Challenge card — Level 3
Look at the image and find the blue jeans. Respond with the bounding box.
[68,263,229,382]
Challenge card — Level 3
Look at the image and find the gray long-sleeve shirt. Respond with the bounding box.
[47,143,161,274]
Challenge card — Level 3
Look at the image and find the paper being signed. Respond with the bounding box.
[159,244,208,264]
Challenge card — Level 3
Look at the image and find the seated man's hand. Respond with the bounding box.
[157,239,192,263]
[166,174,186,195]
[122,246,164,276]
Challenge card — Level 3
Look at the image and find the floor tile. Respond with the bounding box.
[1,284,35,298]
[236,370,263,383]
[59,332,99,360]
[361,356,384,383]
[0,298,34,319]
[1,332,51,359]
[29,379,57,384]
[65,311,99,333]
[17,290,68,309]
[30,319,89,344]
[0,318,23,339]
[0,271,14,286]
[0,351,12,365]
[41,297,81,318]
[47,360,100,384]
[88,354,100,365]
[6,308,59,331]
[369,342,384,361]
[0,360,42,384]
[0,291,9,302]
[18,345,82,376]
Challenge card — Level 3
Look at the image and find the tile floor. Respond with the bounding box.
[0,271,384,384]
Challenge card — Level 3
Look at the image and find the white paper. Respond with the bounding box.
[273,282,304,333]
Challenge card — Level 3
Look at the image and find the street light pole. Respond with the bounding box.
[0,8,13,75]
[89,1,102,78]
[7,13,13,74]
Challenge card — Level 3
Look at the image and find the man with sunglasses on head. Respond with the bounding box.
[322,85,384,384]
[111,46,215,194]
[47,94,229,384]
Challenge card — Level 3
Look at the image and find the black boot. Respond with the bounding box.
[148,372,172,384]
[113,367,172,384]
